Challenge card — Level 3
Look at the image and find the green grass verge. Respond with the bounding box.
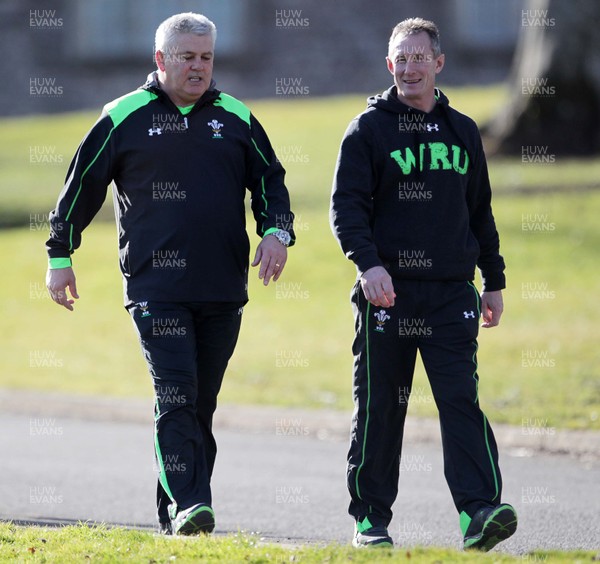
[0,523,595,563]
[2,85,598,227]
[1,86,599,429]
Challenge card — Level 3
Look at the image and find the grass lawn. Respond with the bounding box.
[0,523,595,563]
[1,86,599,429]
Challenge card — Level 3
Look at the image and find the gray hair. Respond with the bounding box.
[154,12,217,55]
[388,17,441,58]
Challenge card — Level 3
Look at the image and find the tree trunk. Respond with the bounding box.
[484,0,600,156]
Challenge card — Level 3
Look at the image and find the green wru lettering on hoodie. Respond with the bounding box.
[390,142,469,175]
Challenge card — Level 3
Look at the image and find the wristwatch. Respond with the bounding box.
[270,229,291,247]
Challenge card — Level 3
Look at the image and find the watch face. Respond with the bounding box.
[276,230,291,246]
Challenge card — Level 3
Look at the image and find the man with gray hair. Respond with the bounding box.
[331,17,516,550]
[46,12,295,535]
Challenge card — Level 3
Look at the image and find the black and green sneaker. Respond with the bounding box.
[172,503,215,535]
[462,503,517,551]
[352,516,393,548]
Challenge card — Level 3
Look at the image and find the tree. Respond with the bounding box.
[484,0,600,156]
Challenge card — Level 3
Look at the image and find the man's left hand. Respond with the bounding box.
[251,235,287,286]
[481,290,503,328]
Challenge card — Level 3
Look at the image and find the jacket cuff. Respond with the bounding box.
[354,252,384,277]
[481,270,505,292]
[48,257,72,269]
[263,227,279,237]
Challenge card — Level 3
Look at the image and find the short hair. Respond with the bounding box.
[154,12,217,55]
[388,18,441,58]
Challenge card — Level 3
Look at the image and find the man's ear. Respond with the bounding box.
[435,53,445,75]
[155,50,166,72]
[386,56,394,75]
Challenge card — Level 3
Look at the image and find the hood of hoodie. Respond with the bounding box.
[367,85,450,115]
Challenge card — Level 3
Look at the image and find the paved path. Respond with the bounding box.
[1,404,598,554]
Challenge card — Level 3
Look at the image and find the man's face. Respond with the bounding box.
[155,32,214,106]
[386,31,444,111]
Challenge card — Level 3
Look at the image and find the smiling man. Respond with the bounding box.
[330,18,516,550]
[46,13,294,536]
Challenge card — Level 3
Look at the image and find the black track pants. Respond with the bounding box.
[128,301,243,524]
[347,279,502,527]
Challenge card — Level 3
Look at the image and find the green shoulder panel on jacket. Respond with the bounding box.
[214,93,251,127]
[104,90,158,128]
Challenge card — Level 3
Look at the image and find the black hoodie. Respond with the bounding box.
[330,86,505,291]
[46,72,295,306]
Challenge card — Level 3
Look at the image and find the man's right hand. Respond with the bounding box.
[360,266,396,308]
[46,267,79,311]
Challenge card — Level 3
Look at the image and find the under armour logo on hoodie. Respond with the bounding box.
[463,311,475,319]
[426,123,439,132]
[148,127,162,136]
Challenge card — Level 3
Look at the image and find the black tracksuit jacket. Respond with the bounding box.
[330,86,505,292]
[46,72,295,306]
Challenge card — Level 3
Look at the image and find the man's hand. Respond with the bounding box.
[251,235,287,286]
[46,267,79,311]
[481,290,503,328]
[360,266,396,308]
